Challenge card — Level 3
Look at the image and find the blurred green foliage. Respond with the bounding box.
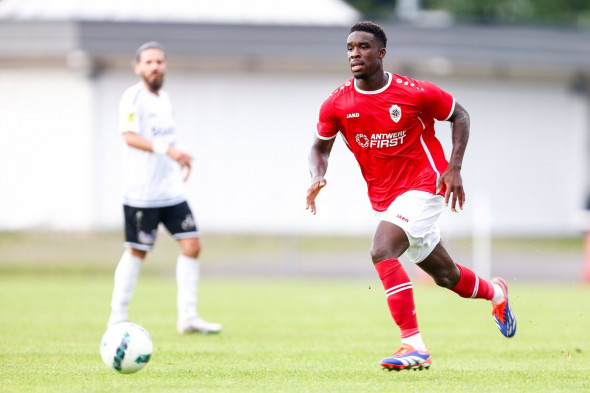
[344,0,398,20]
[426,0,590,27]
[345,0,590,28]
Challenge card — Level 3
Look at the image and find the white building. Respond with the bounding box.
[0,0,589,237]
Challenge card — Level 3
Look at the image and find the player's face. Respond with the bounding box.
[346,31,385,80]
[135,48,167,93]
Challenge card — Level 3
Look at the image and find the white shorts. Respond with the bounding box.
[375,190,444,264]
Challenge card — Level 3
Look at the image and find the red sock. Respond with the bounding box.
[451,264,494,300]
[375,258,420,338]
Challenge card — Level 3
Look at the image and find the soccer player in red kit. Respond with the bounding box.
[306,21,516,371]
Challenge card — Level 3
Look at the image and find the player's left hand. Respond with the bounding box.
[436,166,465,212]
[180,164,191,182]
[168,146,192,181]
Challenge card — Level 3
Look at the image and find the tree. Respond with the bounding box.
[344,0,398,20]
[424,0,590,27]
[343,0,590,28]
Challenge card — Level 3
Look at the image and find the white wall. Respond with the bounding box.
[92,68,374,235]
[0,68,95,230]
[433,76,587,236]
[1,66,587,236]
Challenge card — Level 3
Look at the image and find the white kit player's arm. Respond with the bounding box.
[122,131,160,152]
[123,132,193,182]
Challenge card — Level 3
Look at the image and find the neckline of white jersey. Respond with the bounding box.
[354,72,392,95]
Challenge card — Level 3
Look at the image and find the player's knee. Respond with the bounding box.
[128,248,147,259]
[180,238,201,258]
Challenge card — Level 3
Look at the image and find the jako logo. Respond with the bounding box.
[347,113,360,118]
[396,214,409,222]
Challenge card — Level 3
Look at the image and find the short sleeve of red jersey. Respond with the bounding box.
[418,80,455,121]
[316,97,338,140]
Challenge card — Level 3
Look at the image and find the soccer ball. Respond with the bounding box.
[100,322,153,374]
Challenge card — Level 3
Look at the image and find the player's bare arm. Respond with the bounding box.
[123,131,193,181]
[166,147,193,181]
[306,137,335,214]
[436,102,470,212]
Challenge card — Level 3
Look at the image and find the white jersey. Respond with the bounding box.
[118,83,185,208]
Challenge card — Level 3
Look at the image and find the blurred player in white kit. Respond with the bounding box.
[107,41,221,334]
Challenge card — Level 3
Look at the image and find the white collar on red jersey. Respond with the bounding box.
[354,72,392,95]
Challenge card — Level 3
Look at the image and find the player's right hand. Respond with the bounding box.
[306,176,327,215]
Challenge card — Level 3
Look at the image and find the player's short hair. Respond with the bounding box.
[350,21,387,48]
[135,41,166,63]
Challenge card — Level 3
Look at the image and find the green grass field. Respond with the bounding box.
[1,233,589,392]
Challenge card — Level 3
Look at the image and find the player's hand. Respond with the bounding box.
[436,166,465,212]
[306,176,327,215]
[167,147,193,181]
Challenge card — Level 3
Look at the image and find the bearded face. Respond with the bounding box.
[135,48,167,93]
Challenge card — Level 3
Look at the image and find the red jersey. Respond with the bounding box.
[317,72,455,212]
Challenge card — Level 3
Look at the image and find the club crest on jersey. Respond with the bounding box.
[389,105,402,123]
